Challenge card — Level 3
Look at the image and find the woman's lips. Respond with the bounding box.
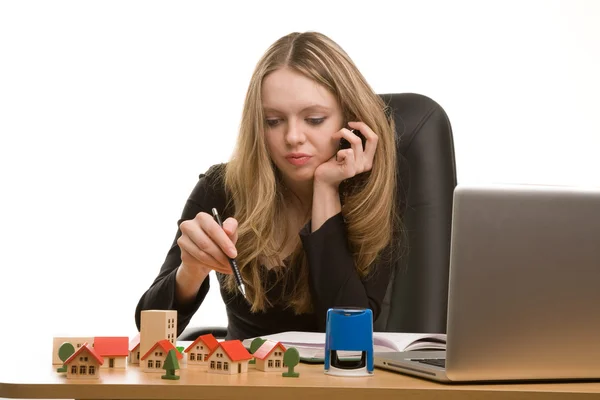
[286,155,312,166]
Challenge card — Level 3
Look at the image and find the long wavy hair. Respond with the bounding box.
[222,31,401,313]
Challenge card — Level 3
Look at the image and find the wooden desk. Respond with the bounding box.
[2,361,600,400]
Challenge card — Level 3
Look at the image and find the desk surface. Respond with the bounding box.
[2,361,600,400]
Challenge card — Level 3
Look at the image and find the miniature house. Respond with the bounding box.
[129,333,140,365]
[184,333,219,365]
[207,340,252,375]
[253,340,287,372]
[93,336,129,369]
[141,339,183,373]
[64,342,104,379]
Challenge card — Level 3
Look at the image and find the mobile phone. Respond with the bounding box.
[339,129,366,151]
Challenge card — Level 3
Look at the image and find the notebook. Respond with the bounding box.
[374,183,600,382]
[242,331,446,362]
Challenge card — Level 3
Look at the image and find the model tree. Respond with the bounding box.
[56,342,75,372]
[248,337,266,365]
[282,347,300,377]
[162,349,181,380]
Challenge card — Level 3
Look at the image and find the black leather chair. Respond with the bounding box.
[179,92,456,340]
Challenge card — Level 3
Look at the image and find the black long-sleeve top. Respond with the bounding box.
[135,163,403,340]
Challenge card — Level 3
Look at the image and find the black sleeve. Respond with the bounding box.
[134,164,227,336]
[299,213,393,331]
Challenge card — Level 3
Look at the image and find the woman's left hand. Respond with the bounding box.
[314,121,379,189]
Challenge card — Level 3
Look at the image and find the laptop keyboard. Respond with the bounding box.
[413,358,446,368]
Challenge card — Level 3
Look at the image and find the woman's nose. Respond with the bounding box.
[284,121,306,146]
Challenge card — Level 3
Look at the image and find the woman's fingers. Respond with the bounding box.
[178,214,236,274]
[177,235,229,274]
[199,213,238,259]
[335,148,357,177]
[222,217,239,245]
[347,121,378,171]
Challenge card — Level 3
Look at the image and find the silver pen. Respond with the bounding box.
[211,208,248,302]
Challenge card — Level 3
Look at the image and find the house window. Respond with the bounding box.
[89,366,95,375]
[190,353,195,361]
[148,360,154,368]
[268,360,273,368]
[79,366,87,375]
[77,344,81,348]
[137,352,140,360]
[224,362,229,371]
[275,360,281,368]
[80,357,84,362]
[217,362,222,370]
[71,366,77,374]
[84,357,88,361]
[210,361,215,369]
[156,360,161,368]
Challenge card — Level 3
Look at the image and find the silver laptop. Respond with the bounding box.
[375,183,600,383]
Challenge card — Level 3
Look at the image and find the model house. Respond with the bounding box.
[63,343,104,379]
[184,333,219,365]
[253,340,287,372]
[141,339,183,373]
[207,340,252,375]
[93,336,129,369]
[128,333,140,365]
[139,310,177,369]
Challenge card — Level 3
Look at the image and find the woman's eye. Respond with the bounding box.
[266,119,281,127]
[307,117,326,125]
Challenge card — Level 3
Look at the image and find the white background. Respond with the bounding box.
[1,0,599,350]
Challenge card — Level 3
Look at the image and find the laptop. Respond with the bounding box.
[374,183,600,383]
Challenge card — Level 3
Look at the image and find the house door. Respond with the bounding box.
[238,364,241,373]
[109,358,114,368]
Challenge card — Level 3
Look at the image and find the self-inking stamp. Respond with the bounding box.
[324,308,374,376]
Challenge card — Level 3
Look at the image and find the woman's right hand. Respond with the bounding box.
[177,211,239,280]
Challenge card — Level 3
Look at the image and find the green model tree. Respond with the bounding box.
[56,342,75,373]
[248,337,266,365]
[162,349,181,380]
[282,347,300,378]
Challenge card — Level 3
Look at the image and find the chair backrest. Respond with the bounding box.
[373,93,457,334]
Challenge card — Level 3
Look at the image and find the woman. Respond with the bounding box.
[135,31,406,340]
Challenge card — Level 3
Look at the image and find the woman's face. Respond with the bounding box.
[262,67,344,187]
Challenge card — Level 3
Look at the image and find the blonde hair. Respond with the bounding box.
[222,32,401,313]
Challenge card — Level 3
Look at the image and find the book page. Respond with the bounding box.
[373,332,446,352]
[242,331,446,354]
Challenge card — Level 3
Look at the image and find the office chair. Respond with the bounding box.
[179,93,456,340]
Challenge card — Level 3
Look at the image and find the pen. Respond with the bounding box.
[211,208,248,302]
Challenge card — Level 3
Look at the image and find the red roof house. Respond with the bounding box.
[141,339,183,372]
[253,340,287,372]
[184,334,220,364]
[93,337,129,369]
[207,340,252,375]
[64,343,104,379]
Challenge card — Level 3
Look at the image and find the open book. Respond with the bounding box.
[242,331,446,361]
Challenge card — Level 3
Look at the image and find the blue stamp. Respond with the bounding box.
[324,308,374,376]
